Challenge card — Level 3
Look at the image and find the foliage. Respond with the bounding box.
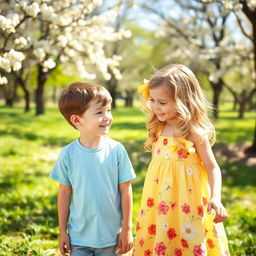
[0,105,255,255]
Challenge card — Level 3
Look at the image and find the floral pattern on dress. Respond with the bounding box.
[134,136,230,255]
[155,137,197,161]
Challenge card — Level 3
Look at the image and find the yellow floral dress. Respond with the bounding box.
[133,136,230,256]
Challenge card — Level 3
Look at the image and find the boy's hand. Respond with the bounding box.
[207,197,228,223]
[59,232,71,256]
[117,229,133,254]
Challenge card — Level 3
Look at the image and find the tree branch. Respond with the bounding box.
[234,12,253,41]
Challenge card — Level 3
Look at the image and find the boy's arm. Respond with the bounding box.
[58,184,72,256]
[117,181,133,254]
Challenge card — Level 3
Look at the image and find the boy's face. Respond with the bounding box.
[75,98,112,137]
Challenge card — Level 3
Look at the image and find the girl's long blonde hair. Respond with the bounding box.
[141,64,215,151]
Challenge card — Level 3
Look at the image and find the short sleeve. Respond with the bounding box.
[117,144,136,184]
[49,150,71,185]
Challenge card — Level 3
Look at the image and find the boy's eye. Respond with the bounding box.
[160,102,166,105]
[96,111,102,114]
[149,98,154,102]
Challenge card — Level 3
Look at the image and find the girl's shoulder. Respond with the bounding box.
[188,127,215,148]
[187,132,208,147]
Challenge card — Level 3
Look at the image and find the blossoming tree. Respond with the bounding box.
[142,0,254,118]
[0,0,129,114]
[140,0,256,152]
[202,0,256,153]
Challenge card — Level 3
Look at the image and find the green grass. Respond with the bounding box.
[0,104,255,255]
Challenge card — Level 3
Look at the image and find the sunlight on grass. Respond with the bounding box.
[0,104,255,255]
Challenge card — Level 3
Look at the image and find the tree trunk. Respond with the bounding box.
[241,1,256,153]
[3,80,17,107]
[104,67,118,108]
[248,99,254,111]
[18,78,30,112]
[5,98,13,106]
[24,89,30,112]
[52,86,57,102]
[108,84,117,108]
[35,65,48,115]
[124,90,134,107]
[211,80,223,119]
[125,96,133,107]
[233,97,238,111]
[105,78,117,109]
[238,101,246,118]
[245,118,256,154]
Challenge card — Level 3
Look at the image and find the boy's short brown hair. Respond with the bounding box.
[58,82,112,128]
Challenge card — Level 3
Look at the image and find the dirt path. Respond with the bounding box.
[215,143,256,166]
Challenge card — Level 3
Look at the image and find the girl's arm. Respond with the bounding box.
[190,134,228,223]
[58,184,72,256]
[117,181,133,254]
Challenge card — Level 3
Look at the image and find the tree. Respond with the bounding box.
[0,0,129,114]
[140,0,238,118]
[222,58,255,118]
[202,0,256,152]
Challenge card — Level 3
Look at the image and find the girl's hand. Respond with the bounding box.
[207,197,228,223]
[59,232,71,256]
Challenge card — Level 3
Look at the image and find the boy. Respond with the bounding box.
[49,83,136,256]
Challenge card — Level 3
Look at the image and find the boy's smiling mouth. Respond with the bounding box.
[100,123,111,128]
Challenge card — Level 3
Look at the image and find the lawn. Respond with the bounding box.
[0,105,255,255]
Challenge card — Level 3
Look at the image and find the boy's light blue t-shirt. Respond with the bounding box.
[49,136,136,248]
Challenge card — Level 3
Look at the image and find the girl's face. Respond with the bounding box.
[149,85,178,124]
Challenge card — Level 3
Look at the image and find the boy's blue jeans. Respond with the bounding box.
[71,244,117,256]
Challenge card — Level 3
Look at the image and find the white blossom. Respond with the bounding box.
[33,48,46,61]
[26,2,40,17]
[224,1,233,10]
[0,15,15,33]
[103,73,111,80]
[57,16,73,26]
[57,35,68,47]
[0,0,128,85]
[0,75,8,85]
[13,62,22,71]
[112,68,122,80]
[93,0,103,6]
[9,13,20,27]
[41,4,56,21]
[15,37,28,48]
[248,0,256,9]
[0,57,11,72]
[122,30,132,38]
[19,1,27,9]
[43,58,56,69]
[3,49,25,71]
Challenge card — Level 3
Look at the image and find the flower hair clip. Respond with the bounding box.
[138,79,150,98]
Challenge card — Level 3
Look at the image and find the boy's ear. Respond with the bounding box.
[70,114,81,128]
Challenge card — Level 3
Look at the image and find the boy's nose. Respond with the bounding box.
[104,113,112,120]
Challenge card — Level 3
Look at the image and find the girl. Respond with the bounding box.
[133,64,229,256]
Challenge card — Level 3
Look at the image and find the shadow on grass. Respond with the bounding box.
[215,128,254,143]
[0,129,70,147]
[0,193,58,239]
[0,171,47,193]
[222,161,256,187]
